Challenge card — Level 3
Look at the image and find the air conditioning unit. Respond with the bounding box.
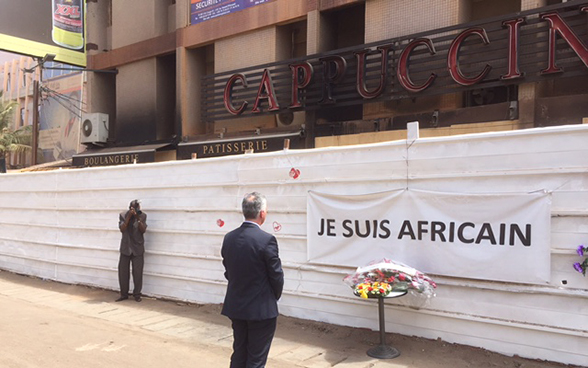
[276,111,305,128]
[80,113,108,144]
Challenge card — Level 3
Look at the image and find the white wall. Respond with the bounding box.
[1,125,587,365]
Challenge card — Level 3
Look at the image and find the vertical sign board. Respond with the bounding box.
[0,0,86,67]
[190,0,275,25]
[308,190,552,285]
[39,72,84,162]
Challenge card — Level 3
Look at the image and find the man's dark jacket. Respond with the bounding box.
[119,210,147,256]
[221,222,284,321]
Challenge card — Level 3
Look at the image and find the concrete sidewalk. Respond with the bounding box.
[0,270,574,368]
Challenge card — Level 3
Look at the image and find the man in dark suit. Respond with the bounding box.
[116,199,147,302]
[221,192,284,368]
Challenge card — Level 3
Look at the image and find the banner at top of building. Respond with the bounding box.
[307,189,552,285]
[0,0,86,67]
[190,0,274,25]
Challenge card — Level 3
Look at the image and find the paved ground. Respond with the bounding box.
[0,270,580,368]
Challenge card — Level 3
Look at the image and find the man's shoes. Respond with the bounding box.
[134,296,142,302]
[115,296,128,302]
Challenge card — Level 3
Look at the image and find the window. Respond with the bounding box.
[321,4,365,51]
[276,20,307,60]
[42,61,82,80]
[467,0,520,21]
[20,107,24,128]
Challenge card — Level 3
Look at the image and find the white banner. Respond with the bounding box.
[307,189,552,284]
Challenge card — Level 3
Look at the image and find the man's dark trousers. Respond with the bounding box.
[118,253,144,297]
[230,318,277,368]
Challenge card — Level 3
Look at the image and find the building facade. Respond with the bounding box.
[0,55,37,168]
[81,0,588,163]
[0,55,84,168]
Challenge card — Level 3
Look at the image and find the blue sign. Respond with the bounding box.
[190,0,274,25]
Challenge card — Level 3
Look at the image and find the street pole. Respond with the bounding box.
[32,79,39,166]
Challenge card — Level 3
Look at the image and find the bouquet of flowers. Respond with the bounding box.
[573,245,588,276]
[354,281,392,299]
[344,258,437,299]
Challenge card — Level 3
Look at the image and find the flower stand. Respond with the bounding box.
[366,291,407,359]
[343,259,437,358]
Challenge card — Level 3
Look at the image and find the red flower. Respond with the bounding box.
[368,287,373,291]
[398,273,406,281]
[379,288,385,293]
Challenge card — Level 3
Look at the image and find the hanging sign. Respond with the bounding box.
[307,189,552,284]
[0,0,86,66]
[177,132,303,159]
[190,0,275,25]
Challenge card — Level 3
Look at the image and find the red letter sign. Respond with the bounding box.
[318,56,347,104]
[448,28,492,86]
[289,62,313,108]
[355,45,392,99]
[540,9,588,74]
[251,69,280,113]
[224,74,248,115]
[501,18,525,80]
[397,38,437,93]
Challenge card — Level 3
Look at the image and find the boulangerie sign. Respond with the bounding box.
[307,189,552,284]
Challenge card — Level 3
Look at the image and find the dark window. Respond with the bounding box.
[321,3,365,51]
[276,20,307,60]
[467,0,521,21]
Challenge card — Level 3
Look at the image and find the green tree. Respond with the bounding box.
[0,91,33,169]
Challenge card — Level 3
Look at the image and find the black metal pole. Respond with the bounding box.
[32,79,39,166]
[378,297,386,345]
[366,296,401,359]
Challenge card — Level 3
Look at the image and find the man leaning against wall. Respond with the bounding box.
[116,199,147,302]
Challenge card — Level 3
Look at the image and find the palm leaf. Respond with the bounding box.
[0,91,17,131]
[7,143,31,155]
[0,94,31,157]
